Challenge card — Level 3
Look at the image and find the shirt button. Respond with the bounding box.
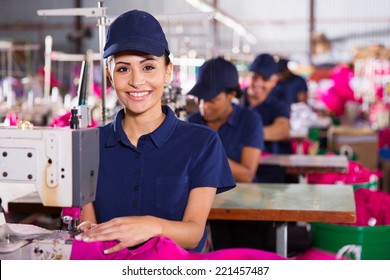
[134,185,139,191]
[132,201,138,208]
[135,170,141,176]
[135,153,141,159]
[144,135,150,140]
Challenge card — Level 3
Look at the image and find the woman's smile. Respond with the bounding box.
[127,90,152,98]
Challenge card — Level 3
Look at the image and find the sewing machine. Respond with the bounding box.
[0,121,99,259]
[0,124,99,207]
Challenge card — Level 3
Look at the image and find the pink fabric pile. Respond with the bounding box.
[70,236,287,260]
[307,158,376,185]
[350,188,390,226]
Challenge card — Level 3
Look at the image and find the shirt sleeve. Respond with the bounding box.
[274,98,290,119]
[296,76,308,92]
[189,129,236,194]
[243,110,265,150]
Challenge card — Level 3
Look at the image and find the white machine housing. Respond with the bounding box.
[0,126,99,207]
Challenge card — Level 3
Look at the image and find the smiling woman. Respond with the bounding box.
[106,52,171,121]
[76,9,236,256]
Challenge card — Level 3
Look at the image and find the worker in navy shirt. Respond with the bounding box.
[277,58,308,106]
[188,57,264,183]
[77,10,235,254]
[240,53,292,183]
[239,55,311,255]
[187,57,264,251]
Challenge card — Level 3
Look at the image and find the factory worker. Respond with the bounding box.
[187,57,264,250]
[241,53,292,183]
[77,10,236,254]
[188,57,264,183]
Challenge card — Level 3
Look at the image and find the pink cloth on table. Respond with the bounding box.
[379,128,390,149]
[341,188,390,226]
[291,139,311,155]
[191,248,287,260]
[61,207,81,219]
[294,247,345,260]
[70,236,287,260]
[307,160,373,185]
[49,111,99,128]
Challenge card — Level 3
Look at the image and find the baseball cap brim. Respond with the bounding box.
[249,65,273,80]
[103,37,167,58]
[187,83,223,101]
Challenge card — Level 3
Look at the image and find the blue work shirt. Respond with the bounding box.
[188,104,264,182]
[241,89,291,183]
[278,74,308,107]
[95,105,235,252]
[242,88,291,154]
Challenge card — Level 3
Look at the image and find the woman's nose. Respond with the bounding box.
[129,70,145,87]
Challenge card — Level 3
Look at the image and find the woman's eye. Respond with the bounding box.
[117,67,128,72]
[143,65,155,71]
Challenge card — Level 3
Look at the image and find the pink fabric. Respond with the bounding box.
[61,207,81,219]
[315,64,362,116]
[49,111,99,128]
[350,188,390,226]
[70,236,287,260]
[291,139,311,154]
[307,160,375,185]
[191,248,287,260]
[321,88,346,116]
[378,128,390,149]
[5,113,19,126]
[294,247,342,260]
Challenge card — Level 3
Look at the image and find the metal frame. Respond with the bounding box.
[37,1,108,124]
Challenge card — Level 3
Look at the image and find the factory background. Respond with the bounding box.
[1,0,389,66]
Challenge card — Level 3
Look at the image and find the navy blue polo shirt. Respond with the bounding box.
[241,89,292,183]
[95,105,235,252]
[242,88,290,154]
[188,104,264,181]
[279,74,308,106]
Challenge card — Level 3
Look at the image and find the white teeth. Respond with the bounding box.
[128,91,150,97]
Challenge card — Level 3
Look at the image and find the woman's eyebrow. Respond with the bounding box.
[115,57,156,66]
[140,57,157,63]
[115,61,130,66]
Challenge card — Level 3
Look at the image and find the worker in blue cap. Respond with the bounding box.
[188,57,264,183]
[242,53,292,182]
[77,10,235,254]
[277,58,308,106]
[187,56,264,250]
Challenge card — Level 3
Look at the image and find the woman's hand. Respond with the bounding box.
[75,215,162,254]
[75,187,216,254]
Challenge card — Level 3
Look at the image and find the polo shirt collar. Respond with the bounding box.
[105,105,177,149]
[106,109,127,147]
[149,105,177,149]
[227,104,240,127]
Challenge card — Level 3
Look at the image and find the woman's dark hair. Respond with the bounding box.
[164,51,171,66]
[225,86,242,99]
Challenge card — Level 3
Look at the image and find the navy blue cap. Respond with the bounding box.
[277,58,289,73]
[103,10,170,59]
[187,57,239,101]
[249,53,277,80]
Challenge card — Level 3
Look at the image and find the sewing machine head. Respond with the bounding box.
[0,124,99,207]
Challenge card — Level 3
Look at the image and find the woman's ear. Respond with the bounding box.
[105,66,113,85]
[165,62,173,85]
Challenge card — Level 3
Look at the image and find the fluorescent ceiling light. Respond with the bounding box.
[185,0,257,44]
[185,0,214,13]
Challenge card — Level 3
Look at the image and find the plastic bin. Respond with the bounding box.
[353,180,378,191]
[310,222,390,260]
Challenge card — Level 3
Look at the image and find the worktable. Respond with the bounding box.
[260,154,349,183]
[8,182,356,258]
[209,182,356,257]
